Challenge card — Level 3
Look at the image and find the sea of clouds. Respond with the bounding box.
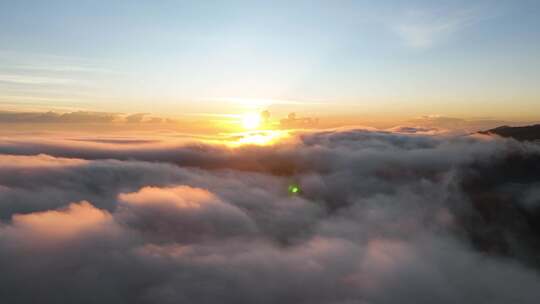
[0,128,539,303]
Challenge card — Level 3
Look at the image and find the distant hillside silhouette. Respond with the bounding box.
[479,124,540,141]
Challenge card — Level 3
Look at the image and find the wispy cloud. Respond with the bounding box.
[0,50,119,79]
[0,51,119,111]
[11,63,117,74]
[392,7,487,49]
[205,97,330,108]
[0,74,80,85]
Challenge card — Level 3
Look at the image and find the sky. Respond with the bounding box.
[2,3,540,302]
[1,0,540,123]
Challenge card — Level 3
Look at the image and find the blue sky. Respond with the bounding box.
[1,0,539,120]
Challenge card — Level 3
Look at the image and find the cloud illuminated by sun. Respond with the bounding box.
[226,130,289,147]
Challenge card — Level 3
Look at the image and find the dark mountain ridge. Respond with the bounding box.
[479,124,540,141]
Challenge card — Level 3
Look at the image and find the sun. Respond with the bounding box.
[242,113,262,130]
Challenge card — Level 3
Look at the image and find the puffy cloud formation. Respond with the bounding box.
[3,201,116,246]
[0,129,540,303]
[117,186,257,243]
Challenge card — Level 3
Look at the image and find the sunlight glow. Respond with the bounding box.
[242,113,262,130]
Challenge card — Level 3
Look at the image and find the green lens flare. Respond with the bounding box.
[288,184,301,194]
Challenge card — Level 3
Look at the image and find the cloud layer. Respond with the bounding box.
[0,129,540,303]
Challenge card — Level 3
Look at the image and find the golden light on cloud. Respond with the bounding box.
[9,201,114,243]
[237,133,273,145]
[228,130,289,147]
